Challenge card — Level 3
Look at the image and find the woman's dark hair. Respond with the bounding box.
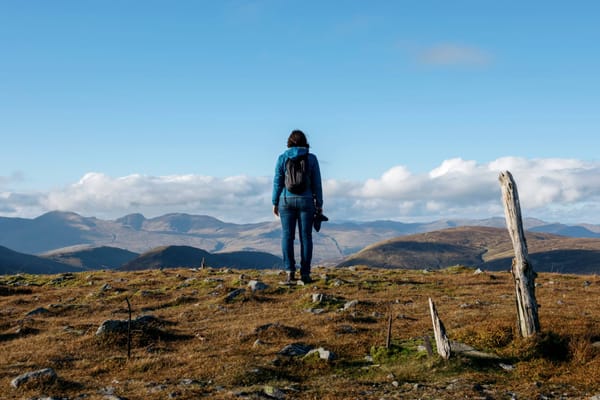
[287,130,309,148]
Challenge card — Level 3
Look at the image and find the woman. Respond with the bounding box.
[272,130,323,284]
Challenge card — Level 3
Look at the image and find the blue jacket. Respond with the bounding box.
[272,147,323,208]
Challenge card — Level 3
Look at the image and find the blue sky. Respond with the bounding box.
[1,1,599,224]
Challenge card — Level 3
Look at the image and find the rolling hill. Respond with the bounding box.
[119,245,283,271]
[337,226,600,274]
[41,245,139,270]
[0,245,77,275]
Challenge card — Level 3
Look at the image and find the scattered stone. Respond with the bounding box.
[95,314,168,336]
[312,293,324,303]
[331,279,344,287]
[592,341,600,349]
[100,283,112,292]
[49,273,75,285]
[343,300,359,310]
[253,339,265,348]
[225,288,245,302]
[305,347,336,361]
[264,385,286,399]
[247,280,268,292]
[11,367,57,388]
[178,278,197,288]
[25,307,50,317]
[148,384,168,393]
[499,363,515,371]
[336,325,357,334]
[278,343,313,357]
[99,386,116,395]
[306,308,325,314]
[474,268,483,274]
[583,280,592,287]
[589,395,600,400]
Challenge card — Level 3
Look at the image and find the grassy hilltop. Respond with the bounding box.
[1,266,599,399]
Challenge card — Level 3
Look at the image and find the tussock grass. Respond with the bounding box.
[1,267,599,399]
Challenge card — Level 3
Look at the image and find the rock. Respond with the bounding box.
[96,315,166,336]
[343,300,359,310]
[336,325,357,334]
[312,293,324,303]
[278,343,313,357]
[225,288,245,301]
[25,307,50,317]
[331,279,344,287]
[11,367,57,388]
[305,347,336,361]
[264,385,286,399]
[499,363,515,371]
[474,268,483,274]
[247,280,268,291]
[96,319,128,335]
[100,283,112,292]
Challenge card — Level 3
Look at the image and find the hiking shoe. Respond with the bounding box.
[300,275,312,284]
[286,271,296,284]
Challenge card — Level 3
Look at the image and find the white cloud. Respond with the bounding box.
[418,43,491,67]
[3,157,600,224]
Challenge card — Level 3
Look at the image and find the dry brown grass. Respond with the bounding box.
[1,266,599,399]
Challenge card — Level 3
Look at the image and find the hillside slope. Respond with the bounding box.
[120,245,283,271]
[41,246,139,269]
[338,226,600,274]
[0,245,77,275]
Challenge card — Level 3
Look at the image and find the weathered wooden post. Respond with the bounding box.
[498,171,540,337]
[429,298,451,359]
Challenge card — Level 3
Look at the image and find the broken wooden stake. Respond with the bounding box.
[499,170,540,338]
[126,296,132,360]
[423,335,433,357]
[385,305,393,349]
[429,297,451,360]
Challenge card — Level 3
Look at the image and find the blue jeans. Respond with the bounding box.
[279,196,315,276]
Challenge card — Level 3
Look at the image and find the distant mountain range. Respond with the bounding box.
[1,211,600,274]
